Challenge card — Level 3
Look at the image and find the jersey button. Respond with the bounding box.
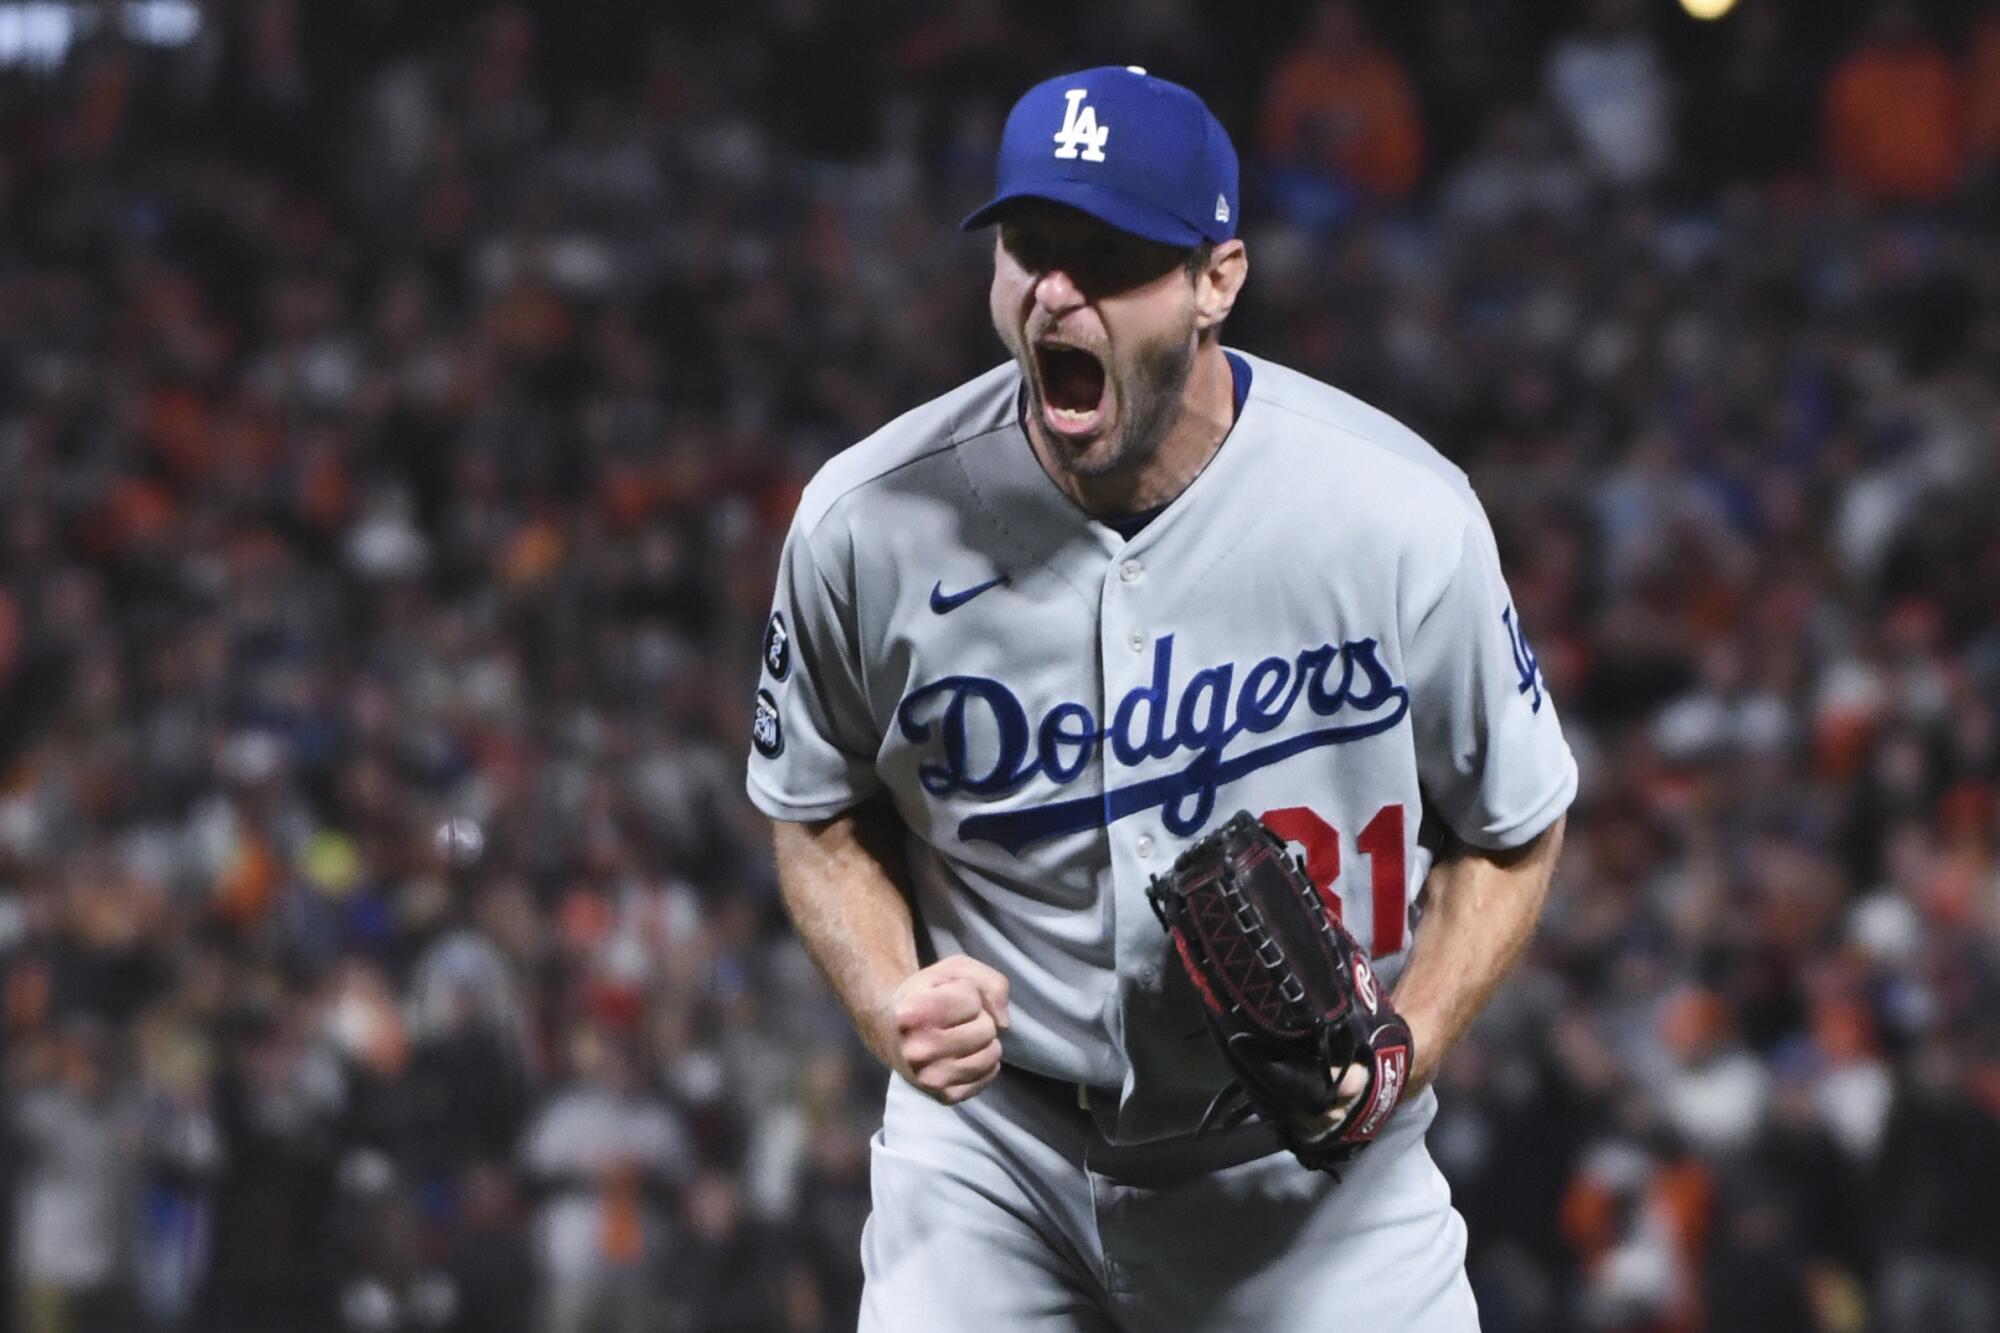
[1119,559,1143,583]
[1136,835,1154,859]
[1127,631,1146,654]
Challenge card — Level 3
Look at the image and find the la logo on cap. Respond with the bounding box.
[1052,88,1108,162]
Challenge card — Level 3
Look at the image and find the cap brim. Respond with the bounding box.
[961,178,1211,248]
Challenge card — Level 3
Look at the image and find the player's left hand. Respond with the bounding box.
[1148,811,1416,1173]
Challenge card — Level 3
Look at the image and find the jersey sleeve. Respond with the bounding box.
[1403,502,1577,850]
[744,516,884,821]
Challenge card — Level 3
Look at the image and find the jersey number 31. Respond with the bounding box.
[1260,805,1406,958]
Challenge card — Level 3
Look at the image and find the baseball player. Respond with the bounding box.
[747,66,1574,1332]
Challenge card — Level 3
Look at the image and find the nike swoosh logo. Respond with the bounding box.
[929,576,1007,614]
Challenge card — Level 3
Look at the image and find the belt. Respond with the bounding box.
[1003,1062,1119,1116]
[1000,1063,1286,1181]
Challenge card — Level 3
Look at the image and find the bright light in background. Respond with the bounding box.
[123,0,199,46]
[0,0,201,71]
[1680,0,1741,19]
[0,2,76,71]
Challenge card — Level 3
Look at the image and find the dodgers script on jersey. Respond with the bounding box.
[747,350,1576,1143]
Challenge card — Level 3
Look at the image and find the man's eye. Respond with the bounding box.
[1007,236,1049,269]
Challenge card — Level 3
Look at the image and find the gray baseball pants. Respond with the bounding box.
[859,1068,1480,1331]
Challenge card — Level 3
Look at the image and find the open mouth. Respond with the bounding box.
[1033,342,1109,439]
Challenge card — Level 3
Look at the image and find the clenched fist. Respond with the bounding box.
[881,955,1011,1105]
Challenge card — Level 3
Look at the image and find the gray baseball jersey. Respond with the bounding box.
[747,348,1576,1147]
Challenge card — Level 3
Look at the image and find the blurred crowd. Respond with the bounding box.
[0,0,1997,1329]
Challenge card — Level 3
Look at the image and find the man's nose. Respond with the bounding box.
[1033,266,1085,314]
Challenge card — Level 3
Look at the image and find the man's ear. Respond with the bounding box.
[1194,240,1248,332]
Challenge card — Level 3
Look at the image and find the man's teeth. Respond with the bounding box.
[1052,406,1095,420]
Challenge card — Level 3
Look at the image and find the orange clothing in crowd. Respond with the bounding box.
[1260,46,1424,201]
[1823,39,1968,201]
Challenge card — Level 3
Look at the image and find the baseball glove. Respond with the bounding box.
[1146,810,1414,1175]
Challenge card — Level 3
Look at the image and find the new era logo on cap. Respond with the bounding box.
[963,65,1239,249]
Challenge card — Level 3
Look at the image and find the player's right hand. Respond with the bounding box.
[883,955,1010,1105]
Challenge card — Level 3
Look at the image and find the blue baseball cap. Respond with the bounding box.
[962,66,1239,249]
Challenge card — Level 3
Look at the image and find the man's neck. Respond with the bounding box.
[1031,341,1236,520]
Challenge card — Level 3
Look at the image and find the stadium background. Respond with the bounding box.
[1,0,1997,1329]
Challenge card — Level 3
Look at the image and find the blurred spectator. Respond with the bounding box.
[1559,1121,1712,1331]
[1078,0,1212,92]
[128,1018,224,1330]
[444,1165,533,1333]
[1437,106,1592,233]
[1647,985,1770,1160]
[9,1023,131,1333]
[1428,1004,1585,1333]
[1682,4,1817,190]
[1975,4,2000,150]
[1415,0,1523,171]
[745,1048,863,1224]
[763,0,886,164]
[1755,1067,1869,1284]
[1259,0,1424,222]
[783,1108,872,1329]
[402,924,534,1180]
[1802,994,1895,1164]
[1823,1,1969,203]
[337,1195,459,1333]
[1545,0,1672,187]
[203,1009,345,1331]
[662,1170,814,1333]
[1701,1186,1819,1333]
[1969,3,2000,214]
[1871,1038,2000,1333]
[520,1023,691,1333]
